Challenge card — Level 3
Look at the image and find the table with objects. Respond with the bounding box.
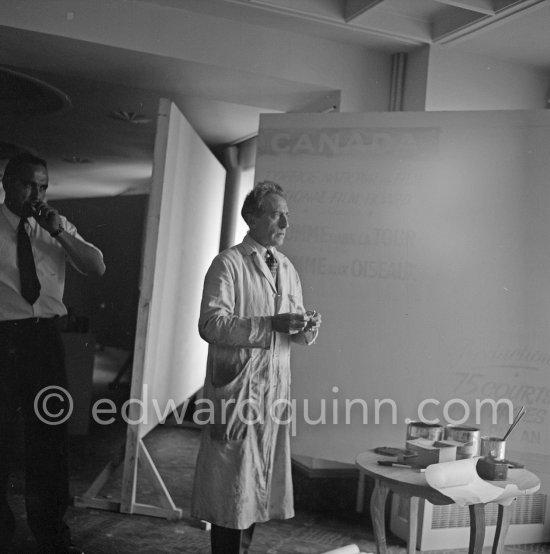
[355,451,540,554]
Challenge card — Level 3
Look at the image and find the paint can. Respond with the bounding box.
[444,425,480,458]
[406,421,444,441]
[480,436,506,461]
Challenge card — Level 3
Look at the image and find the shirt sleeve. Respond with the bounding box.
[62,216,104,272]
[198,254,272,349]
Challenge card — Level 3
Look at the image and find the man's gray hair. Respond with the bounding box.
[241,180,286,221]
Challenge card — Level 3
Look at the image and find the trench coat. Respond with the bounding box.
[191,234,316,529]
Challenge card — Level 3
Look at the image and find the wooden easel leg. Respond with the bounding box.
[73,442,125,513]
[126,440,183,520]
[73,438,182,520]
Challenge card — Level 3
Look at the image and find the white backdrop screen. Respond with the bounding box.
[255,110,550,473]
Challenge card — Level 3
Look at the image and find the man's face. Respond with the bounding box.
[3,163,48,218]
[249,193,289,248]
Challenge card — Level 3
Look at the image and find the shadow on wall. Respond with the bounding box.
[51,194,147,350]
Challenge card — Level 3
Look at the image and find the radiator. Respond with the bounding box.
[390,492,548,551]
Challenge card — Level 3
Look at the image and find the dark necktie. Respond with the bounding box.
[17,218,41,304]
[265,250,278,283]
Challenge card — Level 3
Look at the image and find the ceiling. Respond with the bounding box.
[1,0,549,198]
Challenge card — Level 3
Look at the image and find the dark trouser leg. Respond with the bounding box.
[24,414,70,550]
[0,332,18,547]
[242,523,255,552]
[20,322,71,551]
[0,418,17,548]
[211,523,256,554]
[0,425,17,547]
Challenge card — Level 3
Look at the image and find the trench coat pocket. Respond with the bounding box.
[211,357,257,442]
[211,347,252,388]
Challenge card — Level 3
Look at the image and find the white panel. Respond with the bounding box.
[137,99,225,438]
[255,110,550,540]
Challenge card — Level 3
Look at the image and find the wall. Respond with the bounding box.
[402,45,430,111]
[404,45,550,111]
[51,195,148,349]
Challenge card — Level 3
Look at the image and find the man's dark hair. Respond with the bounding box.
[2,152,48,186]
[241,180,285,222]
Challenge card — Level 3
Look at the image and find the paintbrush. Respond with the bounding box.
[502,405,526,441]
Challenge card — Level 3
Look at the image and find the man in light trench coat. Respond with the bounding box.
[191,181,322,554]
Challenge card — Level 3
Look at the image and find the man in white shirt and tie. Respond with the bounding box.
[0,152,105,553]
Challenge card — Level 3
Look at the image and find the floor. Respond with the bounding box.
[6,347,550,554]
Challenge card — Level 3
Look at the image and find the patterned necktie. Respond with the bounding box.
[265,250,278,283]
[17,218,41,304]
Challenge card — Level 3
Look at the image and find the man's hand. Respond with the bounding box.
[305,310,322,331]
[272,312,308,334]
[31,200,106,276]
[32,201,63,235]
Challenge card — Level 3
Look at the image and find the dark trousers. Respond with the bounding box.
[0,318,71,551]
[211,523,255,554]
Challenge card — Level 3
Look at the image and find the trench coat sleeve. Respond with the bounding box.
[199,253,272,349]
[288,269,318,346]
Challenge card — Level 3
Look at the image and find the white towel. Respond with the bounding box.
[425,457,517,506]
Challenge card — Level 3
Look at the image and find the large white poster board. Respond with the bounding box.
[137,100,225,438]
[255,111,550,490]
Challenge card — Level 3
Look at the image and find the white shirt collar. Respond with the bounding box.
[1,203,38,231]
[244,233,277,259]
[1,203,19,230]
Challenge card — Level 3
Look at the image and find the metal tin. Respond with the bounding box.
[406,421,444,441]
[477,457,508,480]
[444,425,480,458]
[480,436,506,461]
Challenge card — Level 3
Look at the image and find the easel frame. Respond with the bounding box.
[74,97,225,520]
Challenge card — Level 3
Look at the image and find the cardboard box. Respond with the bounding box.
[406,438,458,467]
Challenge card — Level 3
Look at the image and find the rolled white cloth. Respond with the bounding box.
[425,457,517,506]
